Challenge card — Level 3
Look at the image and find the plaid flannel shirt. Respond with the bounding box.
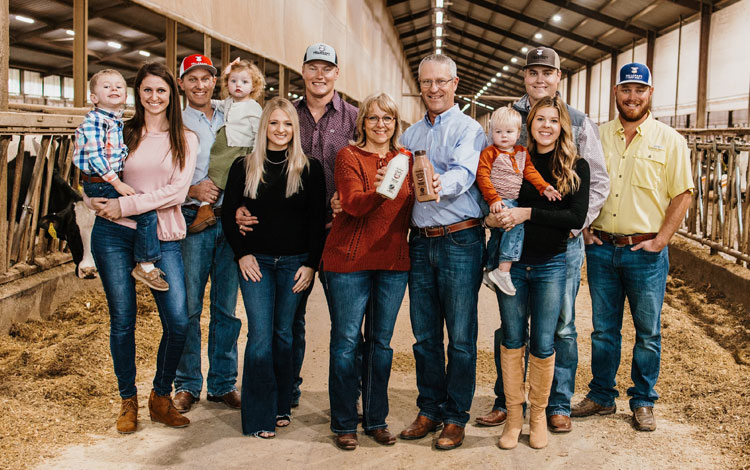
[73,107,128,182]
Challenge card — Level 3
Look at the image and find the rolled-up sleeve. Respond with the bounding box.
[575,117,609,235]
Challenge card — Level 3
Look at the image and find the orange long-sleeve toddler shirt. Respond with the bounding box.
[476,144,551,206]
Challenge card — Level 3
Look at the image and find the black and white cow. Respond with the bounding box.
[7,154,97,279]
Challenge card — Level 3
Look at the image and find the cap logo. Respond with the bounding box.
[537,50,543,55]
[196,56,202,62]
[630,66,638,74]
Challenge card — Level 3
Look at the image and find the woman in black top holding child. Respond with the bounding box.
[486,95,590,451]
[222,97,326,438]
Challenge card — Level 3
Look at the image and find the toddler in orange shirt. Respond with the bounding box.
[477,106,561,295]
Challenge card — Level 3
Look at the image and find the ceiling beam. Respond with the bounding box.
[443,38,526,87]
[464,0,618,54]
[399,24,432,40]
[386,0,410,6]
[393,7,432,26]
[9,3,129,44]
[540,0,649,37]
[449,10,588,67]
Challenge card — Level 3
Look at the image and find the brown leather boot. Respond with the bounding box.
[188,204,217,234]
[498,346,526,449]
[528,353,555,449]
[116,395,138,434]
[148,390,190,428]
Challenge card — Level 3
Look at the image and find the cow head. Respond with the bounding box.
[39,201,97,279]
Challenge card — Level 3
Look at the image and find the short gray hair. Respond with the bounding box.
[418,54,457,79]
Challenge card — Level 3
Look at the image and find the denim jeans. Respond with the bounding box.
[325,270,408,433]
[174,206,241,398]
[408,225,484,426]
[91,217,188,398]
[585,242,668,411]
[485,198,524,270]
[492,238,583,412]
[496,253,566,360]
[238,253,308,435]
[548,234,584,416]
[84,181,160,263]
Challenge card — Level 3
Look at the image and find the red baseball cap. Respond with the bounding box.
[179,54,217,78]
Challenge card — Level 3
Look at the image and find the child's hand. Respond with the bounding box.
[112,180,136,196]
[544,185,562,201]
[490,201,504,213]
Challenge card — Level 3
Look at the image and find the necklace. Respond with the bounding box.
[266,149,288,165]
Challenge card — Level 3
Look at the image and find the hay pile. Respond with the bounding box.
[0,284,163,470]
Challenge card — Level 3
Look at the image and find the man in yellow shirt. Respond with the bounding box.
[572,63,693,432]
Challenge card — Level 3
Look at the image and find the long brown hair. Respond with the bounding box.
[123,62,188,170]
[244,98,308,198]
[526,95,580,196]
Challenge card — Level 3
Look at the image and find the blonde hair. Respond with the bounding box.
[221,59,265,101]
[243,97,308,199]
[89,69,125,93]
[526,95,580,196]
[489,105,522,135]
[351,92,401,151]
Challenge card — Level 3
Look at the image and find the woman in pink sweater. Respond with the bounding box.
[90,63,199,435]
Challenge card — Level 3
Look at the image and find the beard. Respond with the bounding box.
[616,95,652,122]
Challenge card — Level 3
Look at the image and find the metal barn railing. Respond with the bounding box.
[0,111,84,285]
[677,128,750,265]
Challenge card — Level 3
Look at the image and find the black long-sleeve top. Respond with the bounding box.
[221,149,326,269]
[517,150,590,264]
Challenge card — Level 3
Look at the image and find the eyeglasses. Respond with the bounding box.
[419,78,454,89]
[365,115,395,125]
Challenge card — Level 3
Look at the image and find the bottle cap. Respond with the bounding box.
[399,148,413,157]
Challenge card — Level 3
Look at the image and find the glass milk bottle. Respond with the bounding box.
[412,150,438,202]
[376,148,411,200]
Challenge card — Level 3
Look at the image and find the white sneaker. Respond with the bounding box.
[482,270,496,292]
[488,269,516,296]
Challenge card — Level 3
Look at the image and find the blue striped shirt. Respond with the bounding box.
[73,107,128,182]
[400,104,487,227]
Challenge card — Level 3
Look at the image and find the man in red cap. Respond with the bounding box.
[172,54,243,413]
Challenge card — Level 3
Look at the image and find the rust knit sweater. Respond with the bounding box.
[321,145,414,273]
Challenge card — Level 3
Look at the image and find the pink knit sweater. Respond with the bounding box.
[114,130,198,241]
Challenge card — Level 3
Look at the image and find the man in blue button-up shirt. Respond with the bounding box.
[398,54,487,450]
[172,55,242,413]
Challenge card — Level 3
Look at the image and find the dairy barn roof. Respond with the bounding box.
[387,0,738,106]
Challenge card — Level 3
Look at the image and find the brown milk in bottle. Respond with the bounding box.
[412,150,438,202]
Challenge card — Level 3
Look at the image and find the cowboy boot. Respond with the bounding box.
[498,346,526,449]
[528,353,556,449]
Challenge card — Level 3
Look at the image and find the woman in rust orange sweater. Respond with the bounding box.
[322,92,414,450]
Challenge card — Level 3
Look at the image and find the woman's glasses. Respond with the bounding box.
[365,115,395,126]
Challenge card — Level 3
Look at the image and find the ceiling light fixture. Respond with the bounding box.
[534,33,542,39]
[521,46,528,53]
[15,15,35,24]
[553,14,562,22]
[510,57,517,63]
[138,50,150,57]
[436,11,444,24]
[65,29,75,36]
[107,41,122,49]
[503,65,509,71]
[436,39,442,47]
[435,26,443,37]
[436,48,442,55]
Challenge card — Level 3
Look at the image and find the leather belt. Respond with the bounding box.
[414,218,481,238]
[183,204,222,217]
[81,171,123,184]
[594,230,657,246]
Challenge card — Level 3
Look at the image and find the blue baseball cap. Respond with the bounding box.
[617,63,652,86]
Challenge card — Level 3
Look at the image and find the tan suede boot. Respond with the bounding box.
[498,346,526,449]
[528,353,556,449]
[148,390,190,428]
[116,395,138,434]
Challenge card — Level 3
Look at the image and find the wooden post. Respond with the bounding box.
[470,100,476,120]
[0,0,9,112]
[221,42,230,71]
[165,18,177,77]
[278,64,289,99]
[646,30,656,74]
[585,64,592,115]
[257,57,266,106]
[73,0,88,108]
[203,34,212,62]
[695,4,711,128]
[566,74,572,105]
[609,55,618,121]
[0,137,9,271]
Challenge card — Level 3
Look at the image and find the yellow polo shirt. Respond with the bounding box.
[592,113,693,235]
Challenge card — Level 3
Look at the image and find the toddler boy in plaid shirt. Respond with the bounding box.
[73,69,168,291]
